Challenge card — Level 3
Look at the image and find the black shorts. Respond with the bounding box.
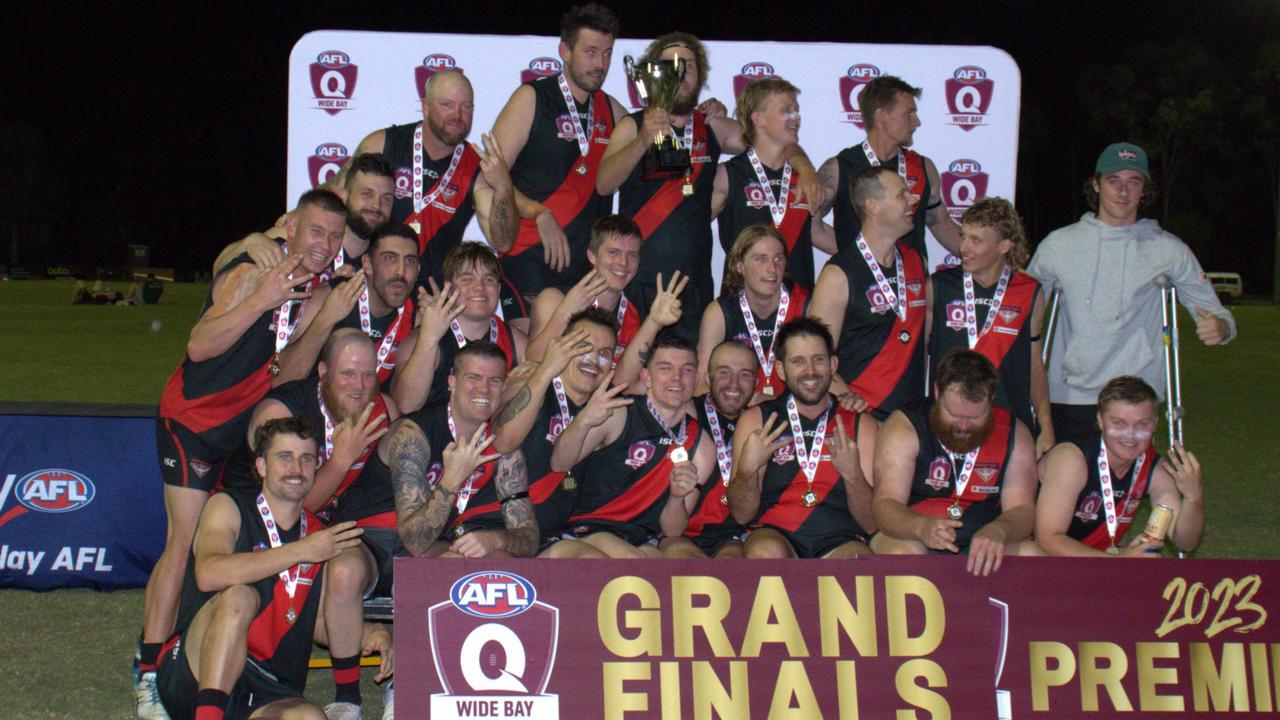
[765,526,870,559]
[689,530,746,556]
[566,521,655,547]
[361,526,406,599]
[156,418,229,493]
[156,635,303,720]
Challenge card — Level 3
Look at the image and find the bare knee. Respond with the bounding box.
[869,533,926,555]
[744,531,794,559]
[324,548,371,600]
[213,585,260,627]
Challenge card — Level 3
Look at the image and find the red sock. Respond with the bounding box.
[195,688,228,720]
[332,654,362,705]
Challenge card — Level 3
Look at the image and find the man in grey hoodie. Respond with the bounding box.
[1027,142,1235,447]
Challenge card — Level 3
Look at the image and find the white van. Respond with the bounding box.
[1205,272,1243,304]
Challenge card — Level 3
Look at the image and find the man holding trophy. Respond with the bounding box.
[599,33,821,341]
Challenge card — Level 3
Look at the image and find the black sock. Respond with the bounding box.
[195,688,229,720]
[139,640,163,672]
[332,654,362,705]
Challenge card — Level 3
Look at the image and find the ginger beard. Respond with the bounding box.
[320,349,378,423]
[929,395,995,454]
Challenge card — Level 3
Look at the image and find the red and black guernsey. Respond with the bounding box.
[902,399,1016,548]
[506,77,614,270]
[1066,431,1160,551]
[158,254,293,455]
[567,399,702,545]
[611,296,643,362]
[832,145,932,262]
[718,153,816,289]
[409,400,503,536]
[167,488,323,696]
[716,282,810,397]
[683,396,743,551]
[426,315,519,407]
[929,267,1041,431]
[333,288,415,389]
[397,145,483,287]
[263,377,391,526]
[520,383,585,539]
[828,241,927,419]
[619,109,721,339]
[752,394,869,558]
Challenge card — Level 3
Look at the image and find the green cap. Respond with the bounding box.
[1095,142,1150,178]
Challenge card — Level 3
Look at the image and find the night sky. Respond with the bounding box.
[4,1,1276,292]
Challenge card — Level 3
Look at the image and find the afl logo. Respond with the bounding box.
[415,54,462,100]
[450,571,536,618]
[316,50,350,69]
[839,64,881,127]
[522,57,562,84]
[733,61,774,100]
[16,469,95,513]
[307,143,349,188]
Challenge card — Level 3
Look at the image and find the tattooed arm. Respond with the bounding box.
[496,450,539,557]
[385,418,453,556]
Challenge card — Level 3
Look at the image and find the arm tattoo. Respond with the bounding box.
[637,348,651,364]
[925,204,941,227]
[496,451,539,557]
[817,161,839,215]
[387,422,453,556]
[494,384,532,429]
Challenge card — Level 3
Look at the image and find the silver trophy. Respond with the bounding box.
[624,54,692,180]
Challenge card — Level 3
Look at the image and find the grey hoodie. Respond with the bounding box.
[1027,213,1235,405]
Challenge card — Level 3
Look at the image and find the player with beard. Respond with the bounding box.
[154,417,391,720]
[596,33,822,341]
[378,342,539,559]
[242,330,398,717]
[816,75,962,260]
[661,340,758,559]
[334,70,518,282]
[391,242,527,413]
[713,78,836,291]
[139,190,347,718]
[492,4,629,298]
[927,197,1053,457]
[551,335,714,558]
[809,166,928,419]
[871,349,1038,575]
[1035,376,1204,557]
[271,225,423,388]
[492,307,619,558]
[727,318,877,559]
[526,215,642,364]
[697,224,810,403]
[215,154,396,281]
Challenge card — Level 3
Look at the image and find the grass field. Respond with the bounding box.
[0,279,1277,718]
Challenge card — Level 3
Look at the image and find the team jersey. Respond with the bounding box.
[426,315,520,407]
[384,121,480,244]
[1065,431,1160,551]
[520,381,586,539]
[718,152,815,289]
[683,396,743,549]
[716,282,810,397]
[409,400,504,537]
[332,286,415,388]
[832,144,931,262]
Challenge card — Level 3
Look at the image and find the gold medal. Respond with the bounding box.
[576,163,588,176]
[947,502,963,520]
[286,607,297,625]
[762,385,776,397]
[899,330,912,344]
[562,474,577,491]
[669,447,689,463]
[269,353,281,376]
[682,174,694,197]
[408,220,422,234]
[803,490,818,507]
[720,494,729,507]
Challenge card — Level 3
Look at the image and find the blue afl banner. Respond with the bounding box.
[0,414,165,590]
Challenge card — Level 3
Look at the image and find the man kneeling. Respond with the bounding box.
[871,349,1038,575]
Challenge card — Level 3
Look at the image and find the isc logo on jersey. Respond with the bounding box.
[945,66,993,131]
[12,469,95,514]
[415,54,461,101]
[451,571,536,618]
[310,50,358,116]
[941,159,989,222]
[308,143,349,188]
[522,57,562,84]
[839,64,881,127]
[733,62,774,101]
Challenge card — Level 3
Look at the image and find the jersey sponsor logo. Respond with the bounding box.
[450,571,536,618]
[1075,491,1102,523]
[941,159,990,222]
[996,305,1021,324]
[733,61,775,100]
[945,299,967,329]
[310,50,358,115]
[15,469,95,514]
[545,416,567,443]
[425,462,444,489]
[838,64,880,127]
[945,66,993,131]
[308,142,350,188]
[974,464,1000,483]
[188,459,212,479]
[865,283,895,315]
[522,57,562,84]
[771,439,795,465]
[624,440,656,469]
[415,54,461,101]
[926,458,951,491]
[905,280,923,296]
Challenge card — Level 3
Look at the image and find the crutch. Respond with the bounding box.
[1040,281,1062,365]
[1154,274,1184,447]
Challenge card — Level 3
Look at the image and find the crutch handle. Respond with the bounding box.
[1153,274,1173,289]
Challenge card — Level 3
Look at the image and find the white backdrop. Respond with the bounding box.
[288,31,1020,286]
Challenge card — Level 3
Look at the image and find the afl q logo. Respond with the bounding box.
[415,54,462,101]
[940,159,990,222]
[522,57,562,84]
[310,50,358,115]
[839,63,881,127]
[307,143,349,188]
[733,61,774,101]
[945,65,993,131]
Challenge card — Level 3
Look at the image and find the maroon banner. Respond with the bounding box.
[394,557,1280,719]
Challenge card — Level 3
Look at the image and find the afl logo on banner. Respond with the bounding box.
[941,159,989,221]
[310,50,358,115]
[522,57,562,84]
[945,66,993,131]
[415,54,461,100]
[307,143,349,188]
[733,61,774,100]
[16,469,95,513]
[451,571,536,618]
[839,64,881,127]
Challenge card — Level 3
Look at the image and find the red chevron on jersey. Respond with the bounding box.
[451,461,499,528]
[325,394,391,510]
[376,300,414,385]
[684,478,731,537]
[848,243,925,409]
[757,405,858,531]
[405,144,481,253]
[631,112,709,239]
[902,150,926,212]
[971,270,1037,370]
[613,298,643,361]
[245,508,323,662]
[508,90,614,257]
[571,420,700,524]
[774,172,809,250]
[159,360,273,434]
[1079,444,1158,551]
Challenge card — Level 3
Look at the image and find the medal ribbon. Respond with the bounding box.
[702,396,733,486]
[255,492,307,601]
[861,140,908,187]
[557,73,594,157]
[316,383,335,465]
[450,317,499,348]
[446,404,489,514]
[786,396,830,484]
[646,396,688,445]
[963,266,1012,349]
[854,234,906,321]
[1097,442,1147,543]
[746,149,793,228]
[412,125,467,214]
[359,290,408,371]
[551,376,573,427]
[592,293,628,330]
[943,444,980,503]
[738,285,790,381]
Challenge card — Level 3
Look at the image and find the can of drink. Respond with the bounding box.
[1142,503,1173,542]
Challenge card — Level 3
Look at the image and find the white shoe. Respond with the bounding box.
[324,701,363,720]
[381,680,394,720]
[134,671,170,720]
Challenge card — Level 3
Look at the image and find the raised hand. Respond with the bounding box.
[738,412,791,476]
[252,254,314,312]
[474,132,513,194]
[537,212,571,272]
[440,425,499,493]
[542,328,593,378]
[647,271,690,328]
[579,371,632,428]
[316,273,366,327]
[827,415,861,481]
[330,402,387,465]
[563,270,609,314]
[1161,443,1203,501]
[417,281,466,344]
